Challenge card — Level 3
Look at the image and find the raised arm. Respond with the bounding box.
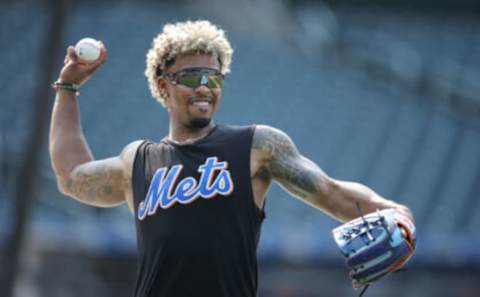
[252,125,413,222]
[49,42,138,211]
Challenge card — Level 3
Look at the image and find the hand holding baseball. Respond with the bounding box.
[57,38,107,85]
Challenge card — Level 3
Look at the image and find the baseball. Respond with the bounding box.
[75,38,101,64]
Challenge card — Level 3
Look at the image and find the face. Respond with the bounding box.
[158,53,222,130]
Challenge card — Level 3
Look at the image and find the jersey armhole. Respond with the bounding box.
[130,140,150,215]
[249,125,267,220]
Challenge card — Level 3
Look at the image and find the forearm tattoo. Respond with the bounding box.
[253,127,323,199]
[63,160,121,204]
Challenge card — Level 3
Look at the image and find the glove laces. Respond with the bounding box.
[354,203,409,297]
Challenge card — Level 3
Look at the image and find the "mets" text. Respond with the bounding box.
[138,157,234,220]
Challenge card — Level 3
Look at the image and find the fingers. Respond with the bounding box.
[89,41,107,71]
[394,213,416,246]
[352,279,360,289]
[399,226,408,238]
[66,46,78,63]
[59,41,107,84]
[64,41,107,67]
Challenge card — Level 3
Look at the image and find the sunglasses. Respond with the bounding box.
[163,67,224,89]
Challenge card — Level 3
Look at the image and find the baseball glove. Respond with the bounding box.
[332,208,416,290]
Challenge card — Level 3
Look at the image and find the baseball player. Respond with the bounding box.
[49,20,416,297]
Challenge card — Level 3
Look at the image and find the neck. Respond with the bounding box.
[168,120,216,144]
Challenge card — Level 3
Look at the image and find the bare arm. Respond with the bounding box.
[54,141,140,209]
[252,125,413,222]
[49,42,138,210]
[49,87,93,180]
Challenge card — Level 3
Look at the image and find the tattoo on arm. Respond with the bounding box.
[253,126,324,199]
[62,158,125,205]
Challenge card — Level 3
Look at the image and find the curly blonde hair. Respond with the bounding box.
[145,20,234,106]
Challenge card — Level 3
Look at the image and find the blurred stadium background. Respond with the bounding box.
[1,0,480,296]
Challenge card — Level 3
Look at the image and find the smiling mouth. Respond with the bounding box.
[190,97,212,108]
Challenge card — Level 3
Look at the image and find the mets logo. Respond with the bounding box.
[138,157,234,220]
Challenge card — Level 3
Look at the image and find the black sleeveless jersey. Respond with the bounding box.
[131,124,265,297]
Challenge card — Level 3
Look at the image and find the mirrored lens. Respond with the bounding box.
[178,74,201,88]
[177,73,224,89]
[207,75,224,88]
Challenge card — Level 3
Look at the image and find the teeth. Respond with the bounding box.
[192,101,210,107]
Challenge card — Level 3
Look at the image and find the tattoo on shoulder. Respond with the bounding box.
[252,126,297,158]
[253,126,320,199]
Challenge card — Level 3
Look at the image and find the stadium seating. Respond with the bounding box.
[1,1,479,267]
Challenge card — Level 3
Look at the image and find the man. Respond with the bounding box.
[49,20,415,297]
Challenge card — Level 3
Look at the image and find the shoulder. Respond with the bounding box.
[252,125,298,159]
[118,140,145,213]
[119,140,145,172]
[253,125,291,140]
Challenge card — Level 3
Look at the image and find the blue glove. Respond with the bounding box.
[332,208,416,287]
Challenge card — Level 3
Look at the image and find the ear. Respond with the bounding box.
[157,77,168,93]
[157,77,171,110]
[157,77,168,97]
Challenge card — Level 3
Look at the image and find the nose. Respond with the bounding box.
[194,84,211,96]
